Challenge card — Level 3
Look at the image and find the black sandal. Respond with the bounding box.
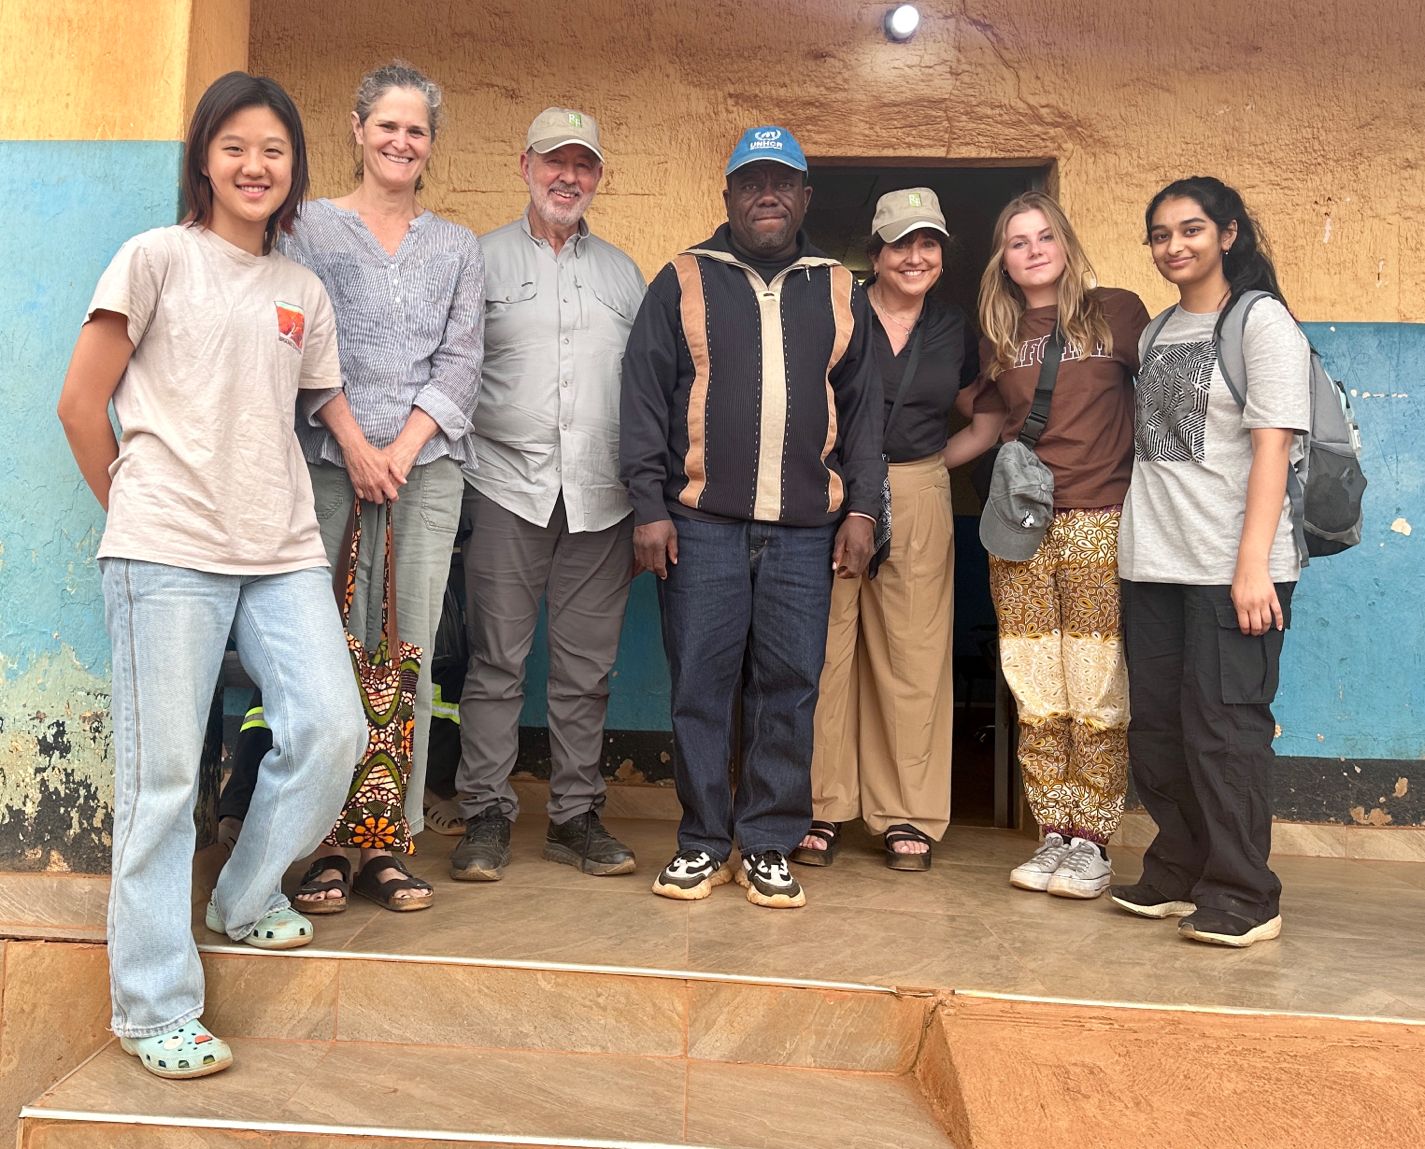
[790,821,840,867]
[354,854,435,913]
[294,854,352,915]
[884,824,933,872]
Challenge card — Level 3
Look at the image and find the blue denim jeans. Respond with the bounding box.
[658,516,836,858]
[102,559,365,1037]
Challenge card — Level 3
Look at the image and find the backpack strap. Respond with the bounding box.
[1213,289,1273,408]
[1216,289,1313,563]
[1139,305,1178,361]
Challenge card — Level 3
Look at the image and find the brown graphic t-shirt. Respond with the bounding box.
[968,286,1149,508]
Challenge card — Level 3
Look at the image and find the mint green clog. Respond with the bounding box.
[205,899,314,950]
[120,1019,233,1079]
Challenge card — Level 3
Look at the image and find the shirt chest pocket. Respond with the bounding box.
[583,278,636,348]
[413,253,461,305]
[486,279,538,314]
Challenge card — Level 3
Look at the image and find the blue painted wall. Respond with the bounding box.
[0,141,183,870]
[1276,323,1423,760]
[0,141,183,676]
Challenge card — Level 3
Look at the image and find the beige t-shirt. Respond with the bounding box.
[88,225,342,574]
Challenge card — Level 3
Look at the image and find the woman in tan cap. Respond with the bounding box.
[795,188,981,871]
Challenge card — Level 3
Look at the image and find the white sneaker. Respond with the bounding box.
[1009,833,1073,891]
[1046,837,1112,899]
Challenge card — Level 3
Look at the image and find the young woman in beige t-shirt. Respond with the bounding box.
[57,73,368,1080]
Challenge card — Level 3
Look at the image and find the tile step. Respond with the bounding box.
[20,1037,956,1149]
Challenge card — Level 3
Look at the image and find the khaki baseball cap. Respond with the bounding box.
[871,187,948,243]
[526,107,604,161]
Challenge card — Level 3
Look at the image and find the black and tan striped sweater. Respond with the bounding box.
[619,226,885,527]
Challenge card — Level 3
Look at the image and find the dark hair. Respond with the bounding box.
[865,227,950,266]
[182,71,308,254]
[352,61,444,191]
[1144,176,1289,313]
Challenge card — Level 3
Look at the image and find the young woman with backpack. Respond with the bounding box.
[950,191,1148,899]
[1111,176,1311,948]
[56,72,367,1077]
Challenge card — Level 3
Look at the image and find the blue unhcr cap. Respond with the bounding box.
[725,126,808,176]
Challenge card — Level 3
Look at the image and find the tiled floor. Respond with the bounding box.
[193,816,1425,1021]
[29,1039,953,1149]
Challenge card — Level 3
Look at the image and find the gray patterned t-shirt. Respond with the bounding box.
[1118,297,1310,584]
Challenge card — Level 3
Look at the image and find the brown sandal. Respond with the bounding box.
[354,854,434,913]
[294,854,351,914]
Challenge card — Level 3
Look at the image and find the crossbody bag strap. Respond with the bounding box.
[884,321,926,442]
[1017,326,1066,450]
[333,499,402,659]
[378,503,400,659]
[334,501,361,626]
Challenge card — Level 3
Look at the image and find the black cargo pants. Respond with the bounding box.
[1120,579,1295,921]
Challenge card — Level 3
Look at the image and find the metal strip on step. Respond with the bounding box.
[18,1108,723,1149]
[951,988,1425,1027]
[194,942,898,994]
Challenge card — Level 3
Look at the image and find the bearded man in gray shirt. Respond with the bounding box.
[448,107,647,881]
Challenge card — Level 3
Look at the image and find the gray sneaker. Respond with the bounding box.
[1009,832,1073,891]
[1046,837,1112,899]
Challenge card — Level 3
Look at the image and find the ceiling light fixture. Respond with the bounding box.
[884,4,921,42]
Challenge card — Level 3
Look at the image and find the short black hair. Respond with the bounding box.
[182,71,309,254]
[865,227,950,265]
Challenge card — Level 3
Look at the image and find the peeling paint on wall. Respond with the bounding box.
[0,141,182,874]
[0,650,113,871]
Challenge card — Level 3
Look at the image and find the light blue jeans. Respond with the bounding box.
[102,559,366,1037]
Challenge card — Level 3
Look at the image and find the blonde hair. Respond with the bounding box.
[978,191,1112,380]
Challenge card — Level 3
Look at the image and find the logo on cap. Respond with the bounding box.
[568,113,583,127]
[908,191,922,207]
[1020,511,1037,529]
[754,129,782,141]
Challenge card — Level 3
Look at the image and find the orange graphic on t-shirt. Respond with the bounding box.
[275,302,305,351]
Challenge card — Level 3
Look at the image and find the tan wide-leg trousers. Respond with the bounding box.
[810,455,954,839]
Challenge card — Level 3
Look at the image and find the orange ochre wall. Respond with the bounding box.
[249,0,1424,323]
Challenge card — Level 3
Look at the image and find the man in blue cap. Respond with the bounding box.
[620,125,884,909]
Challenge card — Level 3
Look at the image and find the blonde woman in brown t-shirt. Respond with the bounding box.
[945,191,1148,899]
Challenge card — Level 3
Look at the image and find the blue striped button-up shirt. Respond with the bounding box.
[469,213,645,533]
[285,198,485,471]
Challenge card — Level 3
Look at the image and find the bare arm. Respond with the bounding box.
[383,408,441,484]
[56,311,132,511]
[315,393,403,503]
[1231,427,1294,636]
[941,410,1005,470]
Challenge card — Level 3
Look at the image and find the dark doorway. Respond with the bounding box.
[803,160,1050,829]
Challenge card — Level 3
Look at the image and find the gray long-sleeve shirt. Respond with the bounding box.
[469,213,646,533]
[284,198,486,472]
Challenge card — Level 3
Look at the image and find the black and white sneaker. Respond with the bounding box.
[1179,907,1282,948]
[651,848,733,901]
[734,850,806,908]
[1109,882,1196,919]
